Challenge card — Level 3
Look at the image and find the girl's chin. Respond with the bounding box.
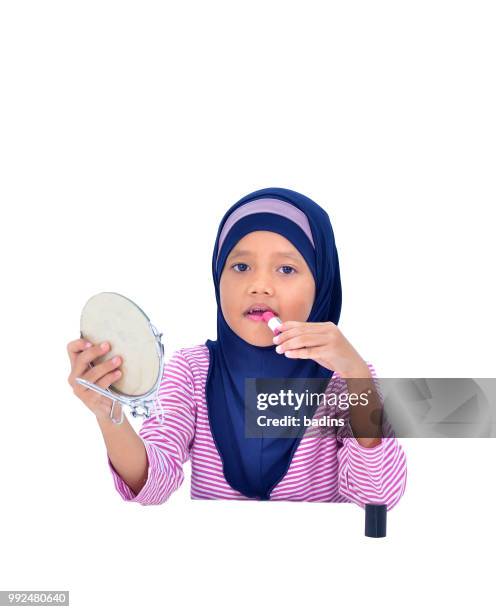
[234,321,272,346]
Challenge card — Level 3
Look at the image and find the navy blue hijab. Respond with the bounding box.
[205,187,342,500]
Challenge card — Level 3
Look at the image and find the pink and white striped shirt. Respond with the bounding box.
[107,344,407,508]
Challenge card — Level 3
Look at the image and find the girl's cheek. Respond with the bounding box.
[287,291,310,311]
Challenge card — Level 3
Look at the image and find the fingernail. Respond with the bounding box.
[273,336,279,343]
[100,342,109,350]
[84,342,92,348]
[276,345,283,354]
[112,356,120,365]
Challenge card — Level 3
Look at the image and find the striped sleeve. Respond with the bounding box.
[334,362,408,511]
[107,349,197,505]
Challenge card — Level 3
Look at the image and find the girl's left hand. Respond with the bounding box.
[273,320,370,378]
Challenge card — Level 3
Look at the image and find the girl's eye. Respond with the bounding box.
[232,263,249,272]
[231,263,296,274]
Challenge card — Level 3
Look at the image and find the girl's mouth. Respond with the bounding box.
[243,305,279,322]
[245,311,268,322]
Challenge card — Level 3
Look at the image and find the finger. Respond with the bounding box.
[89,392,113,415]
[84,355,122,385]
[276,333,327,354]
[277,320,333,332]
[82,369,122,411]
[71,367,122,404]
[92,368,122,391]
[283,347,316,359]
[83,385,114,415]
[73,341,111,379]
[67,338,93,369]
[276,321,306,333]
[274,325,328,344]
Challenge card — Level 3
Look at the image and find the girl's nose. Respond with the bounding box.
[249,282,274,295]
[248,271,275,295]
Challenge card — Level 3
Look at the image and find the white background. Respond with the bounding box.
[1,1,495,610]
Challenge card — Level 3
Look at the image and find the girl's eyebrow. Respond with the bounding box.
[228,249,301,261]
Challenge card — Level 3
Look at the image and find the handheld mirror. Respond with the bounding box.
[76,292,164,424]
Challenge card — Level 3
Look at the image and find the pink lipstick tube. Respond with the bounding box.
[262,311,283,335]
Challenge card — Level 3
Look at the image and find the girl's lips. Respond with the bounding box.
[245,309,278,322]
[245,312,268,322]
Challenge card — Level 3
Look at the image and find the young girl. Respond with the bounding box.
[67,187,407,507]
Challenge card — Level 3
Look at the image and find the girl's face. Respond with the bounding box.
[219,231,316,347]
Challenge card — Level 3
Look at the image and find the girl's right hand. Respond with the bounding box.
[66,338,123,419]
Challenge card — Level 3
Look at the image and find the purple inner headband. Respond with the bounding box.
[216,198,315,263]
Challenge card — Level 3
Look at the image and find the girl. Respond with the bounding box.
[67,187,407,507]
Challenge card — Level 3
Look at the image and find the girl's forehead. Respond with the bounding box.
[229,240,303,262]
[234,231,296,250]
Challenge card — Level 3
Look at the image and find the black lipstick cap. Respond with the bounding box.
[365,504,387,538]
